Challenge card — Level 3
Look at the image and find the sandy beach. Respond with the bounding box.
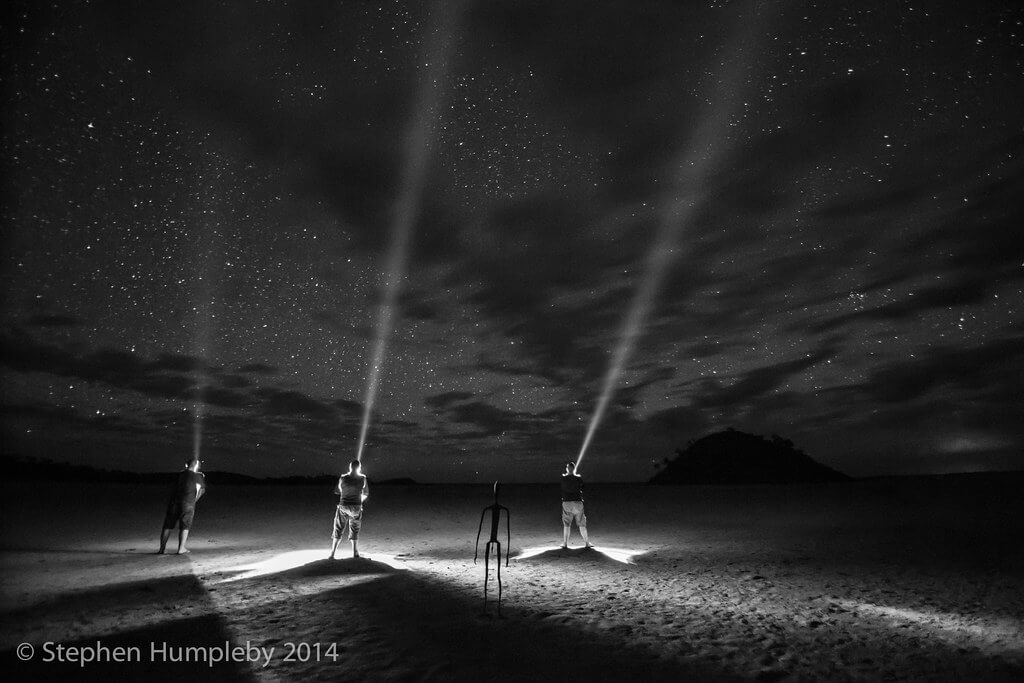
[2,476,1023,681]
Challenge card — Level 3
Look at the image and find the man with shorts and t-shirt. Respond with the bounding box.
[330,459,369,559]
[159,457,206,554]
[561,462,592,549]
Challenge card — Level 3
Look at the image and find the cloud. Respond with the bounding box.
[397,289,443,321]
[1,401,149,435]
[0,330,340,419]
[682,340,747,360]
[254,387,343,421]
[197,386,253,409]
[694,344,838,409]
[425,390,567,440]
[329,398,364,419]
[25,314,81,328]
[0,332,210,401]
[219,374,252,389]
[236,363,278,374]
[149,353,209,373]
[424,391,476,410]
[812,276,994,333]
[864,337,1024,404]
[443,401,525,438]
[126,374,196,400]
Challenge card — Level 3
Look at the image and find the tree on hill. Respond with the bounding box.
[649,429,848,484]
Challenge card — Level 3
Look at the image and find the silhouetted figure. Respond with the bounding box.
[330,459,369,559]
[561,462,592,549]
[159,457,206,554]
[474,481,510,614]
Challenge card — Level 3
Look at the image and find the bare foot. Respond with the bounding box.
[560,544,568,549]
[328,554,336,560]
[585,543,594,548]
[177,549,191,555]
[157,549,166,555]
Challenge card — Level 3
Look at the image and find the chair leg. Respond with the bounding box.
[483,541,492,610]
[495,541,503,615]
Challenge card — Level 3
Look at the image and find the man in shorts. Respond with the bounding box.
[561,462,592,549]
[159,457,206,554]
[330,459,369,559]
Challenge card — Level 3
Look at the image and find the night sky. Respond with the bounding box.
[2,1,1022,482]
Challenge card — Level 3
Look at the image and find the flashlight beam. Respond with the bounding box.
[355,1,465,462]
[191,156,218,463]
[576,3,773,469]
[575,214,685,469]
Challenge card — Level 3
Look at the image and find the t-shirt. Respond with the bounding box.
[172,470,206,504]
[561,473,583,502]
[338,473,368,506]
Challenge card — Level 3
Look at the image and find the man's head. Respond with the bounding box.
[564,462,576,476]
[349,459,361,474]
[186,457,201,472]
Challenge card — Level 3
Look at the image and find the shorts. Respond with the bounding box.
[163,501,196,530]
[333,504,363,540]
[561,501,586,527]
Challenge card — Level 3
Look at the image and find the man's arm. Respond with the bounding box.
[334,478,342,495]
[195,474,207,502]
[361,478,369,503]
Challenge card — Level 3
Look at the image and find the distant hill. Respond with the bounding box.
[649,429,848,485]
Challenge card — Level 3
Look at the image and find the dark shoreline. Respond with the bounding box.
[2,454,1023,487]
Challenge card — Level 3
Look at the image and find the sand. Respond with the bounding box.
[2,475,1023,681]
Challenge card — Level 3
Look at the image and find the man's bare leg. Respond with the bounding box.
[351,539,359,558]
[176,529,190,554]
[580,526,593,547]
[329,538,341,559]
[159,528,174,554]
[561,524,570,548]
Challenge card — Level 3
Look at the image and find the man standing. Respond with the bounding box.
[330,459,369,559]
[561,462,592,549]
[159,457,206,554]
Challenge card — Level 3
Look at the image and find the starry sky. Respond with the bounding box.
[2,0,1022,482]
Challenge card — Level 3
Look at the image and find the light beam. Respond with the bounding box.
[575,3,773,470]
[838,601,1024,656]
[191,154,218,463]
[515,545,648,564]
[355,0,465,462]
[216,549,410,583]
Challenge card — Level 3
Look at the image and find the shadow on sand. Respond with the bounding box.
[280,557,401,578]
[0,545,149,555]
[390,546,474,561]
[2,572,251,682]
[213,561,733,682]
[4,571,206,624]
